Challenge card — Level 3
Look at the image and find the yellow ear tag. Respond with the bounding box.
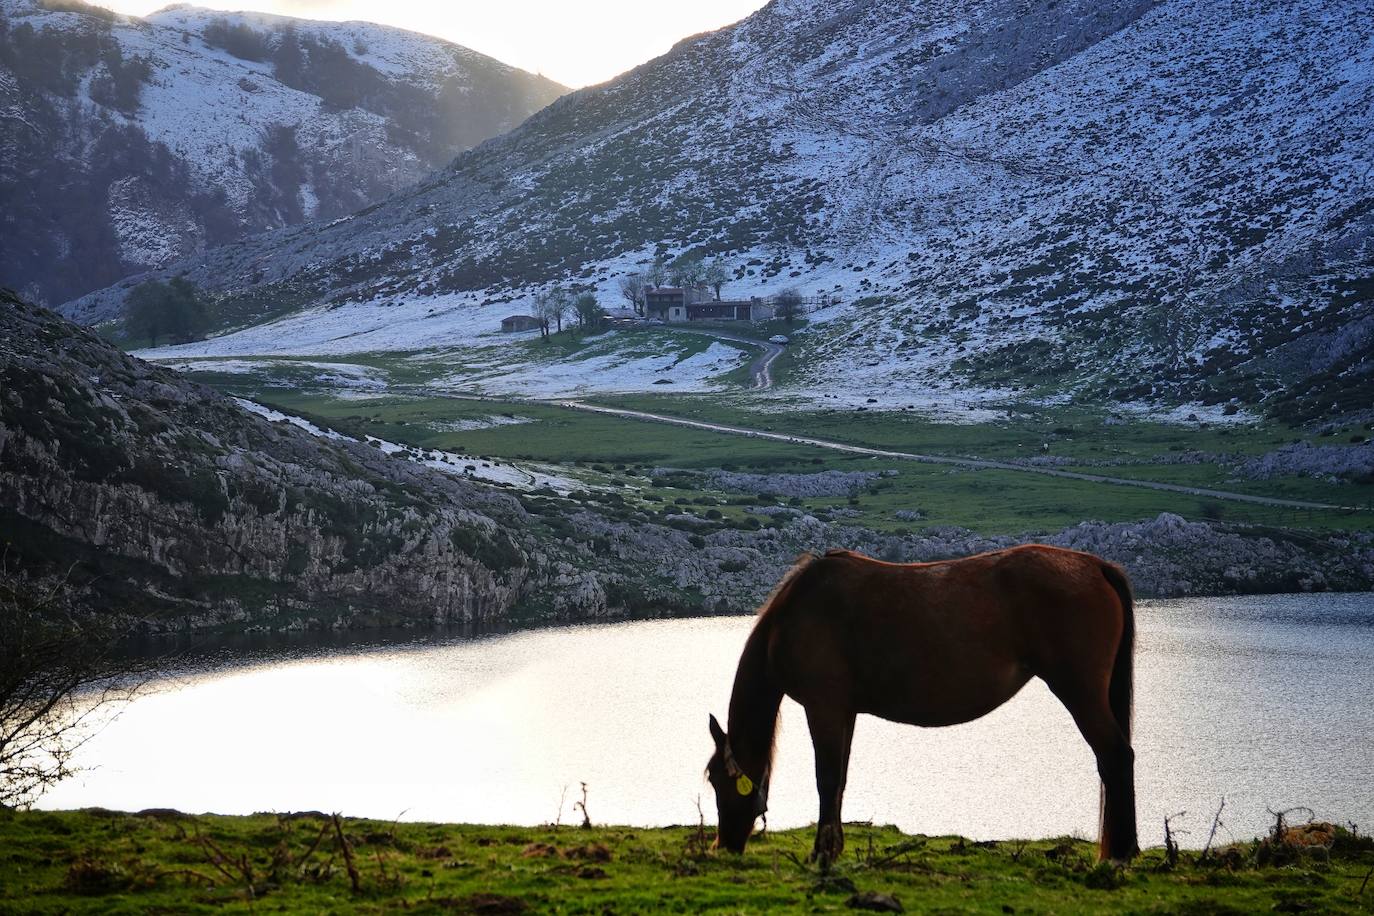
[735,774,754,796]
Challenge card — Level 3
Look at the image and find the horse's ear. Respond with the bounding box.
[709,713,726,749]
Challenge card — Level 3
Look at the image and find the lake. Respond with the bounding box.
[39,593,1374,848]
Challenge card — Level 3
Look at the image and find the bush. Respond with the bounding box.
[124,278,207,346]
[202,19,272,62]
[88,48,150,114]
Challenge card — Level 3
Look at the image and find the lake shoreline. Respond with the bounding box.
[116,510,1374,638]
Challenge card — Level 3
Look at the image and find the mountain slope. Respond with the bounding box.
[0,0,565,307]
[64,0,1374,418]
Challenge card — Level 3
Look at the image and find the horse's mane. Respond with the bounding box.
[724,553,820,780]
[756,552,820,618]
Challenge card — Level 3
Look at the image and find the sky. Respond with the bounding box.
[94,0,771,88]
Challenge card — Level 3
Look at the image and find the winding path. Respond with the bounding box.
[552,400,1366,513]
[664,327,784,389]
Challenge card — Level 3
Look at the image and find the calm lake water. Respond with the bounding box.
[40,593,1374,848]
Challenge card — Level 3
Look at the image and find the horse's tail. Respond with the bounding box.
[1100,560,1138,860]
[1101,561,1135,744]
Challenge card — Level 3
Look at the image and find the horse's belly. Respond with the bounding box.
[857,666,1032,728]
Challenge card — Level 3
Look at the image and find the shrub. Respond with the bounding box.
[203,19,271,62]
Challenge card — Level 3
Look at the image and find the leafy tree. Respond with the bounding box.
[617,272,646,315]
[774,287,803,324]
[125,278,206,346]
[125,282,167,346]
[668,253,706,289]
[573,292,602,328]
[164,278,206,341]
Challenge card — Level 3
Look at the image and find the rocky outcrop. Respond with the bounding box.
[555,508,1374,614]
[1237,441,1374,484]
[652,468,892,498]
[0,291,647,630]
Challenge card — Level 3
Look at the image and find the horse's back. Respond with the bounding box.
[806,544,1119,614]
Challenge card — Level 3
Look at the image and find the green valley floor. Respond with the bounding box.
[2,809,1371,913]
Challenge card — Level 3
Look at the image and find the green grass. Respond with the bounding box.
[592,396,1374,525]
[163,351,1373,535]
[3,809,1371,914]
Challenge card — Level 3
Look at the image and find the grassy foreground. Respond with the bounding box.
[3,810,1372,914]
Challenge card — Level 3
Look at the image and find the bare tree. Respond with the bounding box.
[531,291,554,337]
[774,287,803,324]
[549,286,570,333]
[704,261,730,301]
[618,272,646,315]
[532,287,570,336]
[0,558,150,808]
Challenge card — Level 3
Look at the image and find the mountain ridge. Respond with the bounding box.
[62,0,1374,419]
[0,0,566,306]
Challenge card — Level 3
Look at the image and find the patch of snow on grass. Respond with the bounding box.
[233,398,348,440]
[428,415,534,432]
[140,294,516,358]
[153,358,387,389]
[231,398,584,494]
[450,340,750,398]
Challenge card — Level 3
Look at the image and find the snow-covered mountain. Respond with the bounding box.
[64,0,1374,419]
[0,0,565,306]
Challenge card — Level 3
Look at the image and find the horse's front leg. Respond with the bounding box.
[805,704,856,869]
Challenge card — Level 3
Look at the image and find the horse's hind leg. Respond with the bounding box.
[1044,680,1137,862]
[804,703,856,869]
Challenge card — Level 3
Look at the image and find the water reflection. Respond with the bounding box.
[40,593,1374,847]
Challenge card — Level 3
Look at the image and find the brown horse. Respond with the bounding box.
[706,545,1137,866]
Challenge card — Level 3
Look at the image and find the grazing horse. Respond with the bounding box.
[705,545,1137,866]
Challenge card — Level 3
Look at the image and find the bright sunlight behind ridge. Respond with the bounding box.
[93,0,770,85]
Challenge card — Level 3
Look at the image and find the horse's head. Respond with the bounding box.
[706,713,767,853]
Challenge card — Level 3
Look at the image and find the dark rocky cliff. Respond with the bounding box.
[0,290,626,630]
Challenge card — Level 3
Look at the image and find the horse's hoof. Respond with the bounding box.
[812,825,844,870]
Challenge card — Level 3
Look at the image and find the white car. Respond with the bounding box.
[768,334,790,345]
